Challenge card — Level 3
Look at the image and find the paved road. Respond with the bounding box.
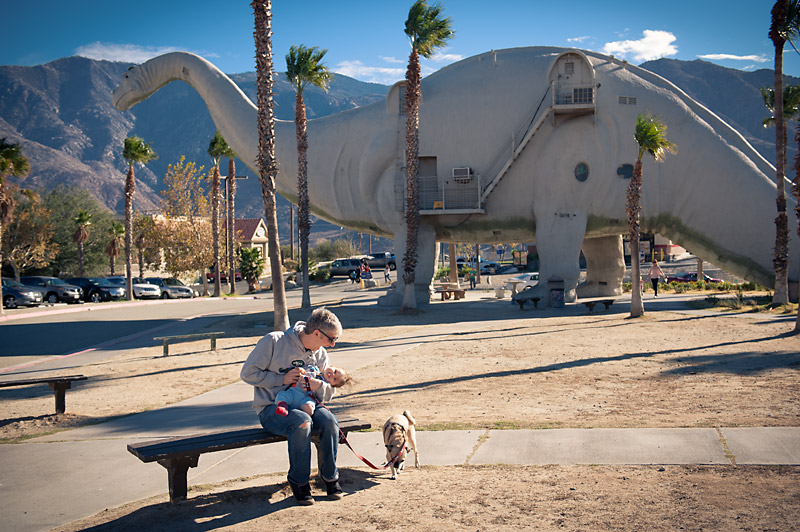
[0,278,381,377]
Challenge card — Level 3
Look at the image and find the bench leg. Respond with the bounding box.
[585,302,596,313]
[532,298,539,309]
[516,300,525,310]
[603,301,613,311]
[162,339,170,357]
[49,381,71,414]
[210,335,217,351]
[158,456,199,504]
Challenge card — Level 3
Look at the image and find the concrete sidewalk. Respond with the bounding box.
[1,290,798,532]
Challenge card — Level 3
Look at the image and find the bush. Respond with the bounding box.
[310,269,331,283]
[283,259,299,272]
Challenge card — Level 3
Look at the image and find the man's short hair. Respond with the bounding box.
[304,307,342,338]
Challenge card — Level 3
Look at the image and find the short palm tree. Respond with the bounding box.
[0,138,29,315]
[72,210,92,277]
[252,0,289,330]
[207,133,226,297]
[768,0,800,305]
[122,136,157,301]
[207,133,240,295]
[286,44,332,310]
[105,221,125,276]
[401,0,454,309]
[627,114,676,318]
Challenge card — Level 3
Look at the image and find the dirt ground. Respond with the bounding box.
[2,288,799,531]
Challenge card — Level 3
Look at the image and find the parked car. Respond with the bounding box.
[105,276,162,299]
[505,272,539,291]
[665,272,723,284]
[65,277,126,303]
[2,278,44,309]
[145,277,196,299]
[206,269,242,282]
[366,252,396,270]
[19,276,83,304]
[322,258,363,278]
[480,261,500,274]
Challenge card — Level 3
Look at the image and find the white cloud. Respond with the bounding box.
[74,42,189,63]
[334,60,405,85]
[698,53,769,63]
[380,56,404,64]
[602,30,678,62]
[428,51,463,63]
[568,36,592,44]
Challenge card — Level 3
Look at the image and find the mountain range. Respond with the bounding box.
[0,53,796,247]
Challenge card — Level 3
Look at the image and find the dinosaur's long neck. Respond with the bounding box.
[143,52,295,195]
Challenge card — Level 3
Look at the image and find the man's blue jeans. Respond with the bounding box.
[258,403,339,486]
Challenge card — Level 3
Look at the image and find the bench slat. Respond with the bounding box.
[153,332,225,341]
[128,418,371,463]
[0,375,87,388]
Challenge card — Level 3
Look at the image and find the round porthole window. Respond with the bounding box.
[574,162,589,182]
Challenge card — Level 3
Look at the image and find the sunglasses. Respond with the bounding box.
[318,329,338,343]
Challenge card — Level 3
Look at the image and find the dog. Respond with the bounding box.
[382,410,420,479]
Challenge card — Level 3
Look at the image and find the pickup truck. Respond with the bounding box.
[366,252,396,270]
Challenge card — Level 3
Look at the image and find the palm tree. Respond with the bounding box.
[0,138,29,315]
[207,133,240,295]
[122,136,157,301]
[628,113,676,318]
[252,0,289,331]
[105,221,124,276]
[768,0,800,305]
[286,44,332,311]
[72,210,92,277]
[207,133,226,297]
[401,0,454,309]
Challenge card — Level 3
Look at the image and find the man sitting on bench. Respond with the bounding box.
[240,308,345,506]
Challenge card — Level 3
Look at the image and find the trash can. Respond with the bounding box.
[547,276,565,308]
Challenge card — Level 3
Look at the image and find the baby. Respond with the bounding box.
[275,365,349,417]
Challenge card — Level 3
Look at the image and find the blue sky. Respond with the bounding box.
[3,0,796,85]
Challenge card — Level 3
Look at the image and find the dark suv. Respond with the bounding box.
[325,258,363,278]
[20,276,83,304]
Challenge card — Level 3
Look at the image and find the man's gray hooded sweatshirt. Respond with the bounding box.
[240,321,334,414]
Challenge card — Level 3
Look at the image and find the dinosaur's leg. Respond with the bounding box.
[517,211,587,306]
[576,235,625,298]
[378,222,437,307]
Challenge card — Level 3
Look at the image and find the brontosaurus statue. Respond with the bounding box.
[113,47,798,306]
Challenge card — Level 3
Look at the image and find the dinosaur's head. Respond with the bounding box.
[112,53,185,111]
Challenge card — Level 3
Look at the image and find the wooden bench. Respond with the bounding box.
[514,296,541,310]
[128,417,371,504]
[0,374,87,414]
[434,288,466,301]
[580,298,617,313]
[153,331,225,356]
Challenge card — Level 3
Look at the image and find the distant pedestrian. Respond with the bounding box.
[469,271,476,289]
[648,259,664,297]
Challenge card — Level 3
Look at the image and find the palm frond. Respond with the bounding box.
[285,44,332,94]
[404,0,454,58]
[123,135,158,167]
[634,114,677,162]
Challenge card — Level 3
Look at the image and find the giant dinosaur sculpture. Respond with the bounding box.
[113,47,798,306]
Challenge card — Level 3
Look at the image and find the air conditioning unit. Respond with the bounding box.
[452,167,474,183]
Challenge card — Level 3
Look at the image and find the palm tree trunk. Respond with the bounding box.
[212,165,222,297]
[0,222,4,316]
[77,242,85,277]
[296,90,312,310]
[772,1,790,305]
[227,157,237,295]
[449,243,458,284]
[124,165,135,301]
[402,49,422,310]
[253,0,289,331]
[793,121,800,333]
[627,159,644,317]
[110,255,115,276]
